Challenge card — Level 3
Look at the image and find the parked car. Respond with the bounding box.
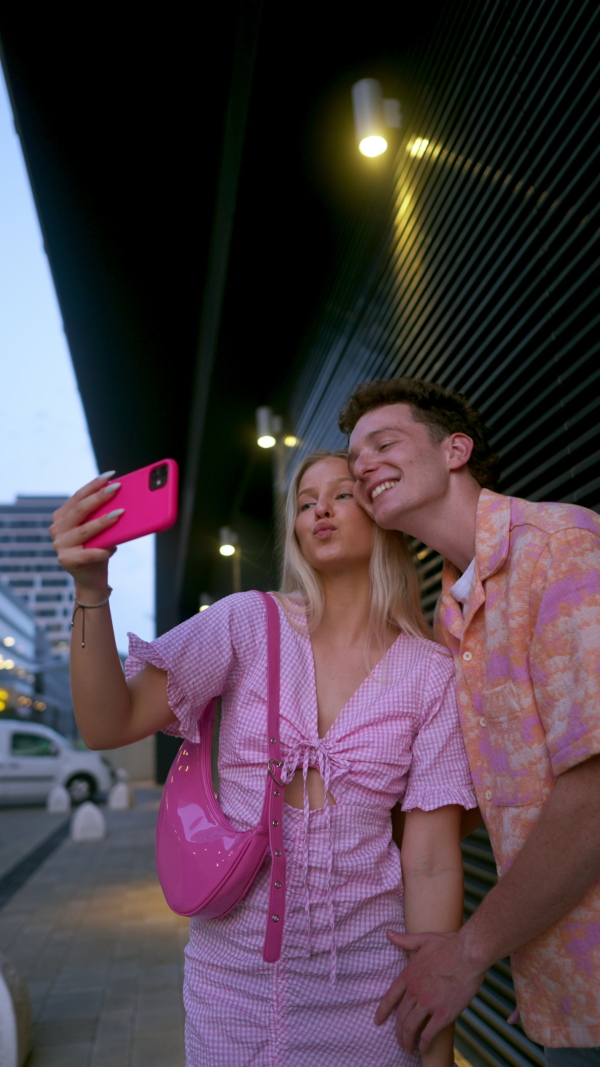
[0,719,115,804]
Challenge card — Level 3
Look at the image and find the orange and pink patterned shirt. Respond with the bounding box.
[436,489,600,1047]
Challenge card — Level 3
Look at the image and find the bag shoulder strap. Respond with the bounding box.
[258,592,286,963]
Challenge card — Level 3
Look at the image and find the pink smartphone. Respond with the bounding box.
[84,459,179,549]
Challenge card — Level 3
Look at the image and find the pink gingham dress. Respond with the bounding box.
[126,591,476,1067]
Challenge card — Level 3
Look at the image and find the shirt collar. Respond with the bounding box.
[474,489,512,580]
[439,490,511,638]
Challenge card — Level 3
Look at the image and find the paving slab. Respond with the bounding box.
[0,786,187,1066]
[0,805,68,879]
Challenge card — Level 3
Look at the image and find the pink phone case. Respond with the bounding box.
[84,459,179,549]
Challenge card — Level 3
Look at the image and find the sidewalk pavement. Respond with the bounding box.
[0,807,69,882]
[0,786,188,1067]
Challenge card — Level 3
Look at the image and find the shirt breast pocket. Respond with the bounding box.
[482,681,542,806]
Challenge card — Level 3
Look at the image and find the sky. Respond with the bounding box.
[0,71,154,655]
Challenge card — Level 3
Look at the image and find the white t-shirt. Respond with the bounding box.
[449,557,476,611]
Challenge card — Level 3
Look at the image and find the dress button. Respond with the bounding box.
[479,717,486,727]
[485,789,492,801]
[463,651,472,661]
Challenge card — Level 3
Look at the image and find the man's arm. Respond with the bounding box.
[376,753,600,1052]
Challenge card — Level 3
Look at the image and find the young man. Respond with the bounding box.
[342,378,600,1066]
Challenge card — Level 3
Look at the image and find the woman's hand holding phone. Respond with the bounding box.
[52,472,176,750]
[49,473,123,596]
[51,459,178,594]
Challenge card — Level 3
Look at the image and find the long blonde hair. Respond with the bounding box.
[278,450,431,649]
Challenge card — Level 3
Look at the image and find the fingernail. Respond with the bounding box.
[107,509,125,518]
[103,482,121,493]
[99,470,116,479]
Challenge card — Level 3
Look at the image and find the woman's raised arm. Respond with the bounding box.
[51,474,176,749]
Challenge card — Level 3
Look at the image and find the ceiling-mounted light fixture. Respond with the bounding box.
[351,78,401,158]
[219,527,237,556]
[256,406,283,449]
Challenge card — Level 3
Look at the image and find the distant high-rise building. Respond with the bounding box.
[0,496,73,650]
[0,577,76,735]
[0,578,37,714]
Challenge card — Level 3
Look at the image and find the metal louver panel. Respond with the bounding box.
[285,1,598,1064]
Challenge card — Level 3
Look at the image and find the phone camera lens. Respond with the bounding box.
[149,464,169,491]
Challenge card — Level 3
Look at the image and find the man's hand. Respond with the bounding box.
[375,929,487,1053]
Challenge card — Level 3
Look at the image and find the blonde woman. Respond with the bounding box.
[51,450,476,1067]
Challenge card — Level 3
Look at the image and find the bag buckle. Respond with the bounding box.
[268,759,284,787]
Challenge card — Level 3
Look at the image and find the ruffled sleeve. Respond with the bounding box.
[402,646,477,812]
[125,591,265,742]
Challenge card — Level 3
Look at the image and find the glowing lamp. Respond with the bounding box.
[256,407,282,448]
[283,435,299,447]
[359,135,387,157]
[219,527,238,557]
[352,79,401,159]
[3,637,15,647]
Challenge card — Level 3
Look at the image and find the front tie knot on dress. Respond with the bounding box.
[281,738,352,983]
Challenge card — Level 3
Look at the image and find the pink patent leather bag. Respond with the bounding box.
[155,592,286,963]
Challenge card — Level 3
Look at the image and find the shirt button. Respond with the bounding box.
[479,717,486,727]
[485,789,492,801]
[463,651,472,661]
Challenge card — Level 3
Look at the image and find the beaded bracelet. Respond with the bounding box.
[71,587,113,648]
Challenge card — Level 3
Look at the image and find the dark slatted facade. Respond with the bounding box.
[284,2,599,1064]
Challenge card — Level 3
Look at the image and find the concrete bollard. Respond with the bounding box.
[108,781,133,810]
[0,954,31,1067]
[70,802,106,842]
[46,785,71,814]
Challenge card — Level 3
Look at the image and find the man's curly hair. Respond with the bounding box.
[339,377,500,490]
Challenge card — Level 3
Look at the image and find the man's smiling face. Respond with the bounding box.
[348,403,453,531]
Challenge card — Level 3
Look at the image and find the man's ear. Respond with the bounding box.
[445,433,474,471]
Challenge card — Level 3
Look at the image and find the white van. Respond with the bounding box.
[0,719,114,804]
